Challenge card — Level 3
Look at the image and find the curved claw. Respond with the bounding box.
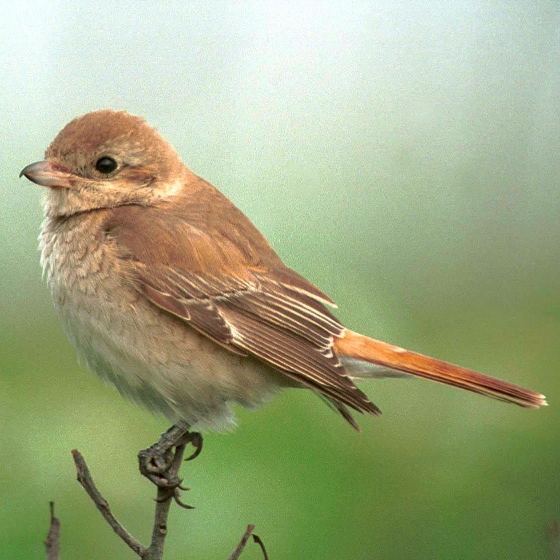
[138,425,204,510]
[173,492,195,510]
[155,487,195,509]
[184,433,203,462]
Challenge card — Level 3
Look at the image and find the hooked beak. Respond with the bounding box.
[20,160,75,189]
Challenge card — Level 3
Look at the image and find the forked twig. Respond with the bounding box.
[70,432,265,559]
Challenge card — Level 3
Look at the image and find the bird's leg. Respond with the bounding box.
[138,421,203,497]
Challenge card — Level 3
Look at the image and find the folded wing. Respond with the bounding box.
[104,200,380,428]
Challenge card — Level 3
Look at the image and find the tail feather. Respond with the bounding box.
[334,330,547,409]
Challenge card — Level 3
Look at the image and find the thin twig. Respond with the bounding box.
[228,525,255,560]
[71,433,262,560]
[229,525,269,560]
[44,502,61,560]
[71,449,147,557]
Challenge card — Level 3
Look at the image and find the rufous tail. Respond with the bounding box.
[334,330,547,408]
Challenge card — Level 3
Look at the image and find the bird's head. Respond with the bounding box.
[21,110,188,217]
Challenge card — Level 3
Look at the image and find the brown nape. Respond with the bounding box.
[334,330,547,409]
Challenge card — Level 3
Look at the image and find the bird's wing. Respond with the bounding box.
[104,202,379,427]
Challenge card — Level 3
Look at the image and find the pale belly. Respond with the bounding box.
[40,216,287,431]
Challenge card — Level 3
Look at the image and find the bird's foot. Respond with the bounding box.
[138,422,203,509]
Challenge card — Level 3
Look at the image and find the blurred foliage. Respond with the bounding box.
[1,2,559,559]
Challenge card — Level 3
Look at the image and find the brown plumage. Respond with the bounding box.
[20,110,546,431]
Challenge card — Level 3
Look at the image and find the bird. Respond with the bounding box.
[20,110,546,434]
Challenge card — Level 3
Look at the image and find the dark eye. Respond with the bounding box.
[95,156,118,174]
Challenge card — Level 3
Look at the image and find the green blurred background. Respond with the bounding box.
[1,2,559,559]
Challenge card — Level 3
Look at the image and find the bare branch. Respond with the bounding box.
[72,430,199,560]
[44,502,61,560]
[70,429,264,560]
[71,449,147,556]
[228,525,255,560]
[229,525,269,560]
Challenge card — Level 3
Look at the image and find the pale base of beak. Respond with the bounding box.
[20,160,74,188]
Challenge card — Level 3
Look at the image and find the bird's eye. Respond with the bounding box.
[95,156,118,174]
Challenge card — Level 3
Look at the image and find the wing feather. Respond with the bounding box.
[105,199,380,425]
